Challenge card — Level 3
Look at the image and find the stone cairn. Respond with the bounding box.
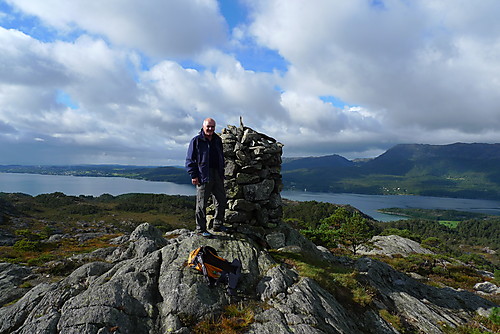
[213,121,284,231]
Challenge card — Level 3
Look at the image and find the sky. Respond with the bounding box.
[1,0,500,166]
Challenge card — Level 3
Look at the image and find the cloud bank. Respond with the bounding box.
[1,0,500,165]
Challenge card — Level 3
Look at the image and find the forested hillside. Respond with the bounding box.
[282,143,500,199]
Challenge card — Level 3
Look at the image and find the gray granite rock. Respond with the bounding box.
[0,222,497,334]
[358,235,435,256]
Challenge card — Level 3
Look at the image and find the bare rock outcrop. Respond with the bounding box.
[0,223,497,334]
[474,281,500,295]
[356,257,497,333]
[357,235,435,256]
[0,263,33,307]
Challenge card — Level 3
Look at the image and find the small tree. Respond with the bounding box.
[338,212,373,255]
[301,219,342,249]
[301,207,373,254]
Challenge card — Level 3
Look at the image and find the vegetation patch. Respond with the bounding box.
[282,199,346,228]
[0,192,195,232]
[376,253,489,291]
[378,309,414,333]
[192,302,258,334]
[439,220,460,228]
[441,308,500,334]
[0,192,199,278]
[375,217,499,268]
[0,232,119,271]
[269,250,375,308]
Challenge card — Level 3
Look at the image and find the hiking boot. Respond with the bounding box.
[198,231,213,238]
[213,226,231,233]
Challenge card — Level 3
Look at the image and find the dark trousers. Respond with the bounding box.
[195,169,226,232]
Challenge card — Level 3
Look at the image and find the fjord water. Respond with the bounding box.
[0,173,195,196]
[281,190,500,221]
[1,173,500,221]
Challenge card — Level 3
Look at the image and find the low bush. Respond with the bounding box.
[13,239,41,252]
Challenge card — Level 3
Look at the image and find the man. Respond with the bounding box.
[185,118,229,237]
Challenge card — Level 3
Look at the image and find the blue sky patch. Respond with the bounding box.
[235,46,288,73]
[370,0,386,10]
[320,95,349,109]
[218,0,248,30]
[56,90,79,110]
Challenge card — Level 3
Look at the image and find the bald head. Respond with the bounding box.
[202,118,216,139]
[203,118,216,126]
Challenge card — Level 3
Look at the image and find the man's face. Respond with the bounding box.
[203,120,216,137]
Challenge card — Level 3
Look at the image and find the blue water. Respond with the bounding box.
[1,173,499,221]
[0,173,195,197]
[281,190,500,221]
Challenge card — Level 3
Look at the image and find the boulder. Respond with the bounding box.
[0,263,33,307]
[357,235,435,256]
[0,230,15,246]
[236,172,260,184]
[474,281,499,294]
[265,232,286,249]
[230,199,257,212]
[252,273,398,334]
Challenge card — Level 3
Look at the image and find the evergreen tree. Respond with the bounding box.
[338,211,373,255]
[300,207,374,254]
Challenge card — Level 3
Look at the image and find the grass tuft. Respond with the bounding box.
[269,250,375,308]
[192,302,256,334]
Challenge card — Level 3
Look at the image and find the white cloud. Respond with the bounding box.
[6,0,228,58]
[1,0,500,166]
[140,49,287,134]
[247,0,500,140]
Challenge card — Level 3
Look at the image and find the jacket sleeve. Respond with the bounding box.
[217,137,225,167]
[185,138,199,179]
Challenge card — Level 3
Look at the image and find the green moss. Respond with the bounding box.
[441,312,500,334]
[192,302,259,334]
[19,281,33,289]
[379,309,406,333]
[269,250,374,308]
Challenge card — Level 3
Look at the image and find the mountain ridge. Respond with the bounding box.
[282,142,500,199]
[1,142,500,200]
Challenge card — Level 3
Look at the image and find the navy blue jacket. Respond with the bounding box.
[185,130,225,184]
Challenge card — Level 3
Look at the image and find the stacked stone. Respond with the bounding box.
[219,123,284,229]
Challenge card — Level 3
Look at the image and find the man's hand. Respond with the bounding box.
[192,177,200,186]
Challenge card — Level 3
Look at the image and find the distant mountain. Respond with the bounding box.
[363,143,500,175]
[282,143,500,200]
[282,154,353,170]
[3,143,500,200]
